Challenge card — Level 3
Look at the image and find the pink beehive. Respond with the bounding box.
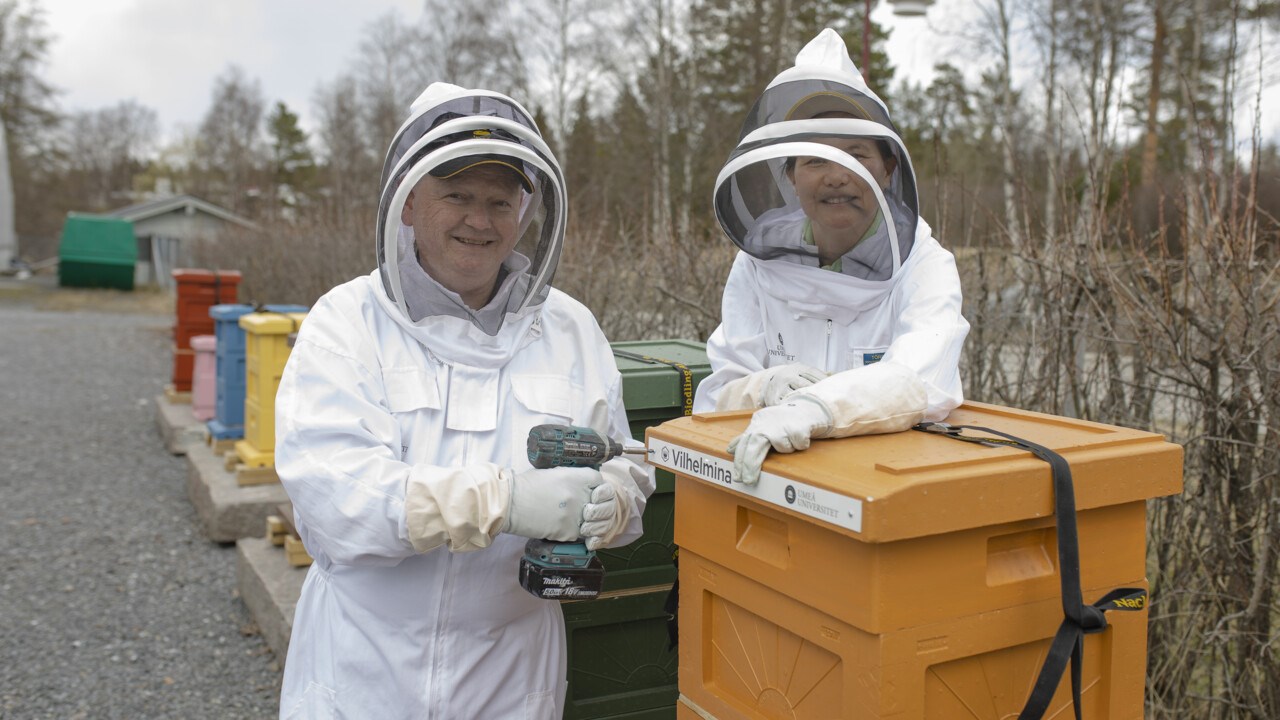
[191,334,218,421]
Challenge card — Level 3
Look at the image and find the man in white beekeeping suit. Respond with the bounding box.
[693,28,970,484]
[273,82,653,719]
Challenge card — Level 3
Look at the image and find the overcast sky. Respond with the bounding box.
[39,0,1277,146]
[42,0,952,138]
[43,0,423,137]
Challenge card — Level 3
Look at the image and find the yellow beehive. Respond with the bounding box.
[234,312,305,468]
[648,401,1182,720]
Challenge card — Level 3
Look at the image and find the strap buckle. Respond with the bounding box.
[1079,605,1110,635]
[915,421,962,437]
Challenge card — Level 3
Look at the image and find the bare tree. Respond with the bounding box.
[976,0,1026,262]
[312,73,376,223]
[0,0,61,241]
[513,0,619,156]
[420,0,527,97]
[64,100,159,210]
[195,65,267,216]
[356,10,428,155]
[0,0,57,155]
[1029,0,1064,244]
[1141,0,1169,187]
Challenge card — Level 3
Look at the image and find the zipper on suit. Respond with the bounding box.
[428,430,467,717]
[825,319,836,371]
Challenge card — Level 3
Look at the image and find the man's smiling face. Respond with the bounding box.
[401,164,524,310]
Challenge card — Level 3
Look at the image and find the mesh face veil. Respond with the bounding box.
[375,84,567,331]
[712,31,919,284]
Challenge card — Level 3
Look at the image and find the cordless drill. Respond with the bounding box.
[518,424,645,600]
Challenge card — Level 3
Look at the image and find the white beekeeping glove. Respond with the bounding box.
[715,363,828,411]
[504,466,603,541]
[404,463,601,553]
[727,396,833,485]
[578,459,644,551]
[725,361,929,485]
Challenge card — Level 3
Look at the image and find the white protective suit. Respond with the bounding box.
[275,84,652,720]
[694,29,969,436]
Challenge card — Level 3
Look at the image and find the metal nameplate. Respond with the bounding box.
[647,438,862,533]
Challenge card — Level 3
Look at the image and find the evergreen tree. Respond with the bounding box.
[267,101,317,213]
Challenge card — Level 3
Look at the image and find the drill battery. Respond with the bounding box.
[519,538,606,599]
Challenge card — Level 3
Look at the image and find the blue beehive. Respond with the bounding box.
[207,304,308,440]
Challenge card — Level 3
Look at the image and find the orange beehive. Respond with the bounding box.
[233,311,305,468]
[170,269,241,391]
[647,401,1182,720]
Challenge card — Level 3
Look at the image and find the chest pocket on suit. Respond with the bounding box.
[848,347,889,368]
[509,374,579,469]
[382,367,442,413]
[382,367,441,460]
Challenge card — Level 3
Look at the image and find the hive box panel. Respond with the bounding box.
[597,472,677,592]
[172,270,240,389]
[171,346,195,391]
[562,588,679,720]
[671,474,1147,634]
[191,335,217,422]
[210,304,308,436]
[236,312,306,467]
[648,402,1181,720]
[601,340,712,593]
[677,550,1147,719]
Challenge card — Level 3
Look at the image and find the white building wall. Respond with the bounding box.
[131,209,244,288]
[0,118,15,269]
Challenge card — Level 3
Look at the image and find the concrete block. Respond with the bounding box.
[154,393,204,455]
[187,439,289,542]
[237,536,305,665]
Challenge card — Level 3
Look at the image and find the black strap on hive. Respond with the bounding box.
[913,422,1148,720]
[611,350,694,416]
[663,548,680,651]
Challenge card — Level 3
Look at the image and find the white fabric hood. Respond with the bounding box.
[375,82,567,335]
[713,28,920,305]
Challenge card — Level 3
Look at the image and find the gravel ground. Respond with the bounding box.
[0,280,281,719]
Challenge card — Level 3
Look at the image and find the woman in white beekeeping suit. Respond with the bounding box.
[274,82,652,719]
[693,29,969,484]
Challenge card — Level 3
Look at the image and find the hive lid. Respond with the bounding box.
[210,304,255,321]
[172,268,242,284]
[611,340,712,414]
[645,401,1183,543]
[190,334,216,351]
[211,303,309,321]
[238,312,307,334]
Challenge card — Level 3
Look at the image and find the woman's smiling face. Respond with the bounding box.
[788,138,890,243]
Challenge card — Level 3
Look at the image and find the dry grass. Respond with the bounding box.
[36,286,173,315]
[0,273,172,316]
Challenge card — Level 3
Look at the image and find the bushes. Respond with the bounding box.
[957,180,1279,717]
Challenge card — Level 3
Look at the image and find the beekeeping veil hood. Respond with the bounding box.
[376,82,566,334]
[713,28,918,292]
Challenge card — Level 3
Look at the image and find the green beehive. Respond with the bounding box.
[57,213,137,290]
[559,339,711,720]
[562,589,680,720]
[598,340,712,591]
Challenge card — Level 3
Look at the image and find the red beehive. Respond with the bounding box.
[170,269,241,391]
